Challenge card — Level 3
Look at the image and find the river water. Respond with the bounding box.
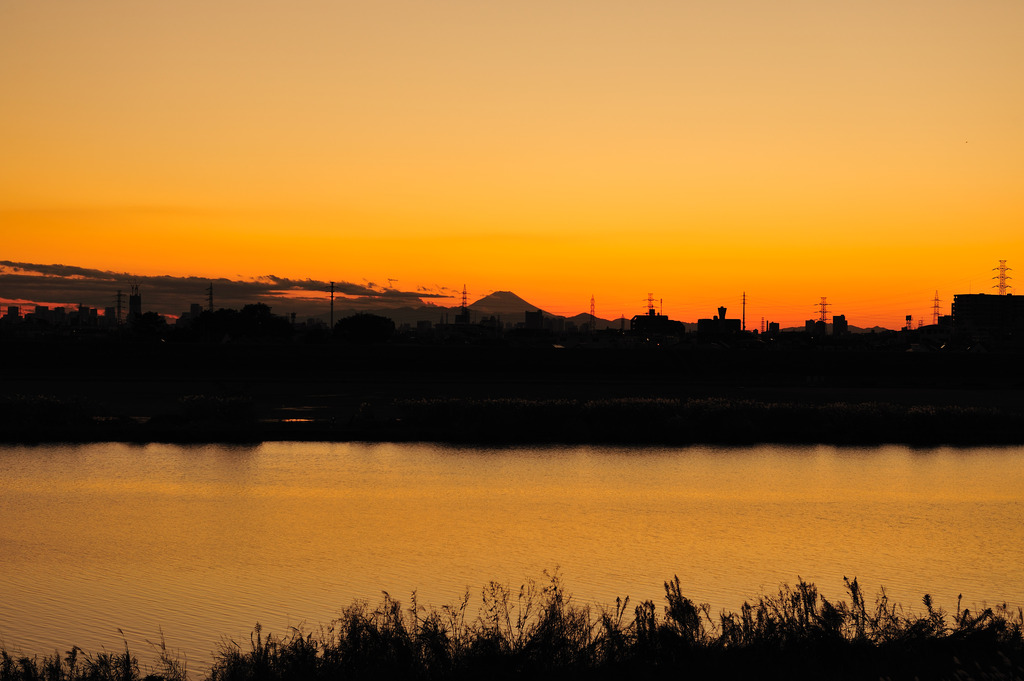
[1,442,1022,672]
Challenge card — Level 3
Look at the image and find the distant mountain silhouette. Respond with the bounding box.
[332,290,622,329]
[780,324,892,334]
[566,313,625,331]
[468,292,623,329]
[468,291,547,317]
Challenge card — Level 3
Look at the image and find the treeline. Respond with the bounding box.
[3,574,1022,680]
[2,304,397,344]
[178,308,394,344]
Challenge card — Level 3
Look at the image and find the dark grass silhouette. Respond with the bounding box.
[0,633,185,681]
[3,574,1022,680]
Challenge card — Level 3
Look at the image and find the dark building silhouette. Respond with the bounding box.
[29,305,49,324]
[525,310,545,330]
[952,293,1024,340]
[631,308,684,336]
[128,284,142,321]
[697,306,742,337]
[832,314,849,336]
[805,319,827,336]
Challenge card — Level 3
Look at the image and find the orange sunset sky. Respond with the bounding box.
[1,0,1021,327]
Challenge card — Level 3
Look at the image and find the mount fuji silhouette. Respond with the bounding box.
[333,290,620,329]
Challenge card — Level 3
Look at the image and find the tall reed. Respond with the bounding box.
[3,574,1022,680]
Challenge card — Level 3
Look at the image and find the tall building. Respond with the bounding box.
[805,319,827,336]
[952,293,1024,340]
[128,284,142,321]
[524,310,544,330]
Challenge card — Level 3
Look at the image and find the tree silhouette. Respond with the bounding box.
[192,303,292,340]
[130,311,167,339]
[334,313,395,344]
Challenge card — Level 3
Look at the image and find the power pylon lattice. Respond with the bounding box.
[114,290,126,326]
[461,284,468,312]
[742,291,747,332]
[817,297,830,323]
[589,295,595,331]
[932,290,941,325]
[647,293,655,314]
[206,284,214,313]
[993,260,1013,295]
[329,282,335,329]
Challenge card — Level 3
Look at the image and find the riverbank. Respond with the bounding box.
[3,575,1022,680]
[4,393,1023,446]
[4,342,1024,445]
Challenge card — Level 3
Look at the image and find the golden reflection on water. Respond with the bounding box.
[1,442,1022,671]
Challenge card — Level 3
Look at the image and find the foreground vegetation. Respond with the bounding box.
[3,574,1022,680]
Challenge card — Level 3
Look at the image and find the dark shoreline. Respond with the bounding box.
[4,396,1024,447]
[4,341,1024,446]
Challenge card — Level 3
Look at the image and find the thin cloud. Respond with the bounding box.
[0,262,449,320]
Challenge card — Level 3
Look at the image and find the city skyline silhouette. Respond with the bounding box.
[0,258,1017,330]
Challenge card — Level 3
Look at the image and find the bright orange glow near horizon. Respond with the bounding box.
[2,0,1021,327]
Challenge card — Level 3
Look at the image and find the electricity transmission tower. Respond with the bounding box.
[114,290,125,325]
[993,260,1012,295]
